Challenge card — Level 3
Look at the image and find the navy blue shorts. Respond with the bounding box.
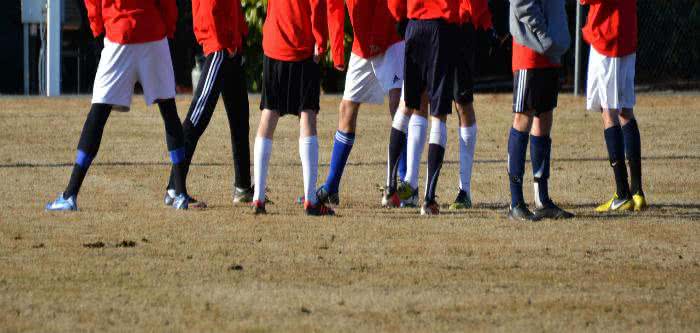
[404,19,458,116]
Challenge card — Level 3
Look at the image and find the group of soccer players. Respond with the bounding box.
[46,0,647,220]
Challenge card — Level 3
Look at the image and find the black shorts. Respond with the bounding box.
[453,23,476,105]
[404,19,458,116]
[512,68,560,115]
[260,55,320,116]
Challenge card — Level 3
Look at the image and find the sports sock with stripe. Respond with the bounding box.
[159,99,188,196]
[604,125,630,198]
[253,136,273,203]
[300,136,319,205]
[530,134,551,208]
[63,103,112,199]
[387,112,409,190]
[405,114,428,189]
[324,130,355,194]
[622,118,642,195]
[508,127,528,208]
[425,119,447,202]
[458,124,477,195]
[398,143,408,181]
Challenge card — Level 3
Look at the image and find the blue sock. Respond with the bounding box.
[530,135,551,206]
[398,142,407,181]
[508,128,528,208]
[324,130,355,194]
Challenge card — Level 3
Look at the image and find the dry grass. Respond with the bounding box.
[0,93,698,332]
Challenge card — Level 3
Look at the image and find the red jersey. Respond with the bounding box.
[192,0,248,56]
[581,0,637,57]
[460,0,492,30]
[328,0,402,67]
[388,0,462,24]
[263,0,335,64]
[512,40,559,71]
[84,0,177,44]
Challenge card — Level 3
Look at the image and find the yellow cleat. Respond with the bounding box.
[632,193,648,211]
[595,194,634,213]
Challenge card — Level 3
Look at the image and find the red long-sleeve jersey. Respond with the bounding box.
[192,0,248,56]
[84,0,177,44]
[461,0,492,29]
[263,0,336,64]
[327,0,402,67]
[581,0,637,57]
[387,0,462,24]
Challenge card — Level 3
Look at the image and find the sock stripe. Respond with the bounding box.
[334,131,355,145]
[75,150,94,168]
[169,147,186,165]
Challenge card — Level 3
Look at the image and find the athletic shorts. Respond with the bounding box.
[586,47,636,111]
[404,19,458,116]
[512,68,560,115]
[342,41,405,104]
[453,23,476,105]
[91,38,176,111]
[260,55,320,116]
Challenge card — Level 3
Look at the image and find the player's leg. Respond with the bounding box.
[384,100,412,207]
[452,102,477,209]
[422,113,448,215]
[318,99,359,205]
[388,88,408,182]
[156,98,190,209]
[299,109,333,216]
[618,53,645,210]
[252,109,278,214]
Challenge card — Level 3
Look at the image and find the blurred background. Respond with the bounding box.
[2,0,699,95]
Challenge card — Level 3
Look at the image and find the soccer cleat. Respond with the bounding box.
[304,201,335,216]
[595,194,634,213]
[316,185,340,206]
[632,192,648,211]
[233,186,254,204]
[164,189,176,206]
[449,189,472,210]
[45,193,78,211]
[251,200,267,215]
[421,200,440,215]
[397,181,419,208]
[171,193,190,210]
[533,201,574,220]
[508,202,540,221]
[381,187,401,208]
[165,190,207,209]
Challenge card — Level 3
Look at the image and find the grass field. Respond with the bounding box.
[1,94,699,332]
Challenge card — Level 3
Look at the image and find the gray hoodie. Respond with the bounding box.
[509,0,571,64]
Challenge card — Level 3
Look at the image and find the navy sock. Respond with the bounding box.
[530,135,551,207]
[159,99,187,196]
[387,128,407,190]
[622,118,642,195]
[425,144,445,202]
[398,143,407,181]
[324,130,355,194]
[604,125,630,198]
[508,128,529,208]
[64,104,112,198]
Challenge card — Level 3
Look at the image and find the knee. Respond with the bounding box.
[618,108,635,124]
[512,112,532,132]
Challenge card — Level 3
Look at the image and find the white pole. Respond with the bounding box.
[574,2,582,97]
[46,0,61,96]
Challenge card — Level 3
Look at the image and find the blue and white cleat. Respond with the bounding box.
[172,193,189,210]
[164,189,177,206]
[45,193,78,211]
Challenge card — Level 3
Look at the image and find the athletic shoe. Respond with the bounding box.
[397,181,419,208]
[304,201,335,216]
[233,186,254,204]
[632,192,648,212]
[595,194,633,213]
[172,193,189,210]
[251,200,266,215]
[533,201,574,219]
[164,190,207,209]
[316,185,340,206]
[508,202,540,221]
[421,200,440,215]
[45,193,77,211]
[381,187,401,208]
[449,189,472,210]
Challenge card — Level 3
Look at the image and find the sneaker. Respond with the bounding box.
[251,200,267,215]
[533,201,574,219]
[45,193,77,211]
[421,200,440,215]
[304,201,335,216]
[381,187,401,208]
[233,186,254,204]
[595,194,633,213]
[449,189,472,210]
[165,190,207,209]
[172,193,189,210]
[632,192,648,212]
[397,181,418,208]
[508,202,540,221]
[316,185,340,206]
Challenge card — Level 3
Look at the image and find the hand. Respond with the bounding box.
[396,20,408,39]
[313,44,321,64]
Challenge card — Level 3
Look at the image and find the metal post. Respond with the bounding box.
[46,0,61,96]
[574,2,582,96]
[23,24,30,95]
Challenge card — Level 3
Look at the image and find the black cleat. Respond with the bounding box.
[508,202,541,222]
[251,200,267,215]
[534,201,574,220]
[316,185,340,206]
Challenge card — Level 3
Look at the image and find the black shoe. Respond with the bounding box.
[316,185,340,206]
[508,202,540,221]
[251,200,266,215]
[534,201,574,220]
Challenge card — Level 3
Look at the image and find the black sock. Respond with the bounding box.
[622,118,642,195]
[64,104,112,198]
[159,99,187,196]
[425,143,445,202]
[604,125,630,198]
[387,128,407,191]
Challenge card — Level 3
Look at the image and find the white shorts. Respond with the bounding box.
[92,38,176,111]
[342,41,405,104]
[586,47,636,111]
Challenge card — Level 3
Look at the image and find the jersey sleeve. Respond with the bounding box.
[326,0,346,67]
[310,0,329,56]
[84,0,104,37]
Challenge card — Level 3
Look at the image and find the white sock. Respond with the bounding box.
[253,137,273,202]
[392,111,410,133]
[405,114,428,189]
[429,118,448,147]
[458,125,477,195]
[299,135,319,205]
